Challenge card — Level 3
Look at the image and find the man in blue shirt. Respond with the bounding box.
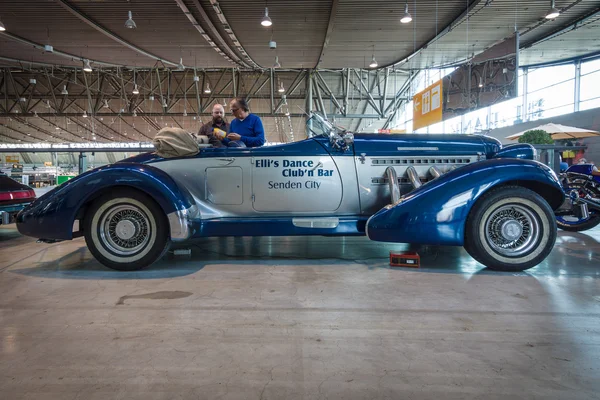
[224,98,265,147]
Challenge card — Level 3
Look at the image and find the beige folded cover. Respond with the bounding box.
[153,127,199,158]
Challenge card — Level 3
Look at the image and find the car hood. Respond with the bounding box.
[352,133,501,158]
[0,174,31,192]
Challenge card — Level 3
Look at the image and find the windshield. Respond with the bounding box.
[306,112,345,138]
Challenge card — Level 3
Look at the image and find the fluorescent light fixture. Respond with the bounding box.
[478,78,483,88]
[103,100,110,108]
[132,84,139,95]
[273,56,281,69]
[83,110,88,118]
[545,0,560,19]
[278,82,285,93]
[400,2,412,24]
[204,83,211,93]
[0,16,6,32]
[261,7,272,27]
[369,56,378,68]
[125,11,137,29]
[83,59,92,72]
[61,85,68,95]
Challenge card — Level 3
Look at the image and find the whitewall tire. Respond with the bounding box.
[84,189,170,271]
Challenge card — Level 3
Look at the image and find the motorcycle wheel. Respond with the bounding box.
[556,215,600,232]
[558,179,600,232]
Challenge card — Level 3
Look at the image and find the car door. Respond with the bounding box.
[250,139,343,213]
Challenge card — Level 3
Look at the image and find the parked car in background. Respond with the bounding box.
[17,113,564,272]
[0,173,36,225]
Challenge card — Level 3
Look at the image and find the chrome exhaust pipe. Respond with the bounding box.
[406,166,422,189]
[429,166,442,179]
[385,167,400,203]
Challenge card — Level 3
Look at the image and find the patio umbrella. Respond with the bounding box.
[505,123,600,140]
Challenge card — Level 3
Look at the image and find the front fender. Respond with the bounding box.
[366,159,563,246]
[17,164,195,241]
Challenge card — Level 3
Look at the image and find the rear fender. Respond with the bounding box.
[366,158,563,245]
[17,164,196,241]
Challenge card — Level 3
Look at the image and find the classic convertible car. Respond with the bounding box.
[17,114,564,272]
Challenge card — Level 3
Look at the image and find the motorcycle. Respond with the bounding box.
[555,164,600,232]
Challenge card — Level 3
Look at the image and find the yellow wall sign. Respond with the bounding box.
[412,80,443,131]
[6,155,20,164]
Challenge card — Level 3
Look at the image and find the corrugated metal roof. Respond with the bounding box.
[0,0,598,70]
[520,12,600,66]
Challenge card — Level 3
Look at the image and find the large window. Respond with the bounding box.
[526,64,574,93]
[390,58,599,134]
[580,60,600,110]
[527,79,575,121]
[490,96,521,129]
[525,64,575,121]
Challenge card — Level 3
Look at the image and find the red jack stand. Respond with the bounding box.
[389,251,420,268]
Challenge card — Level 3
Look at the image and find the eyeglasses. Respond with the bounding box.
[230,107,239,112]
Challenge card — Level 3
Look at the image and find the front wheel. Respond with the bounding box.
[84,189,170,271]
[464,186,556,272]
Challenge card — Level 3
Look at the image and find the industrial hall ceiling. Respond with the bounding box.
[0,0,599,144]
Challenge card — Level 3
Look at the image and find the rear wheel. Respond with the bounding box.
[464,186,556,272]
[84,189,170,271]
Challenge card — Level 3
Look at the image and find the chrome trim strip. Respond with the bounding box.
[292,217,339,228]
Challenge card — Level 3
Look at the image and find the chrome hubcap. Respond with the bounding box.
[115,220,136,240]
[500,220,523,241]
[485,205,539,257]
[99,204,150,255]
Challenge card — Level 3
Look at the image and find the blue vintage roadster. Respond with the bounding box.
[17,114,564,271]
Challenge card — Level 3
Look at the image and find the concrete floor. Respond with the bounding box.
[1,224,599,400]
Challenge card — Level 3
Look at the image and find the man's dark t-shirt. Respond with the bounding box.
[199,120,230,147]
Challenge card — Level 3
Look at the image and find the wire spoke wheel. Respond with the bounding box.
[465,186,556,272]
[85,189,170,271]
[485,204,539,257]
[99,204,151,256]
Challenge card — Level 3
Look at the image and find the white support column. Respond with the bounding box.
[574,60,581,112]
[521,68,528,122]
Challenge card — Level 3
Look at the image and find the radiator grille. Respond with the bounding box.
[372,158,472,165]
